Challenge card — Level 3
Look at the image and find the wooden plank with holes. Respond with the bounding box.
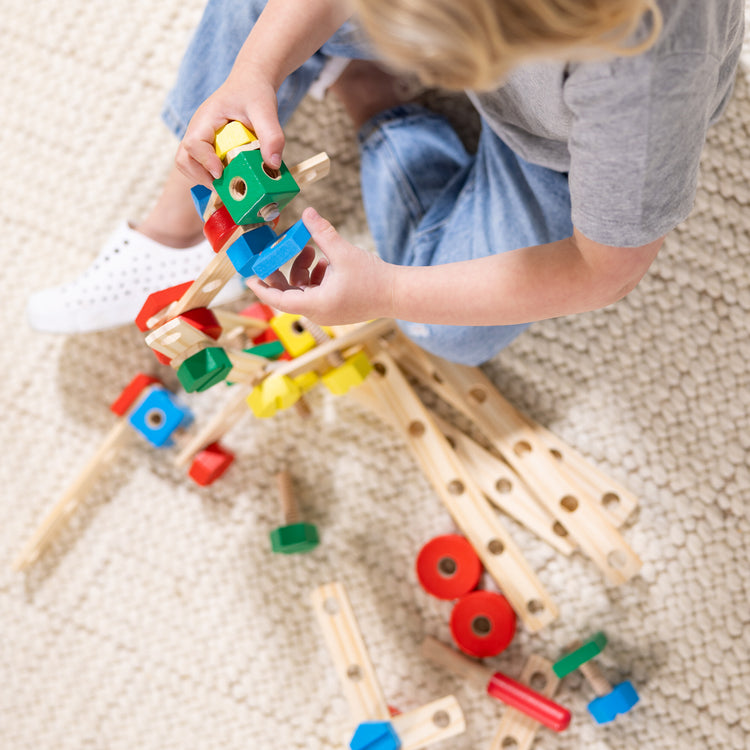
[289,152,331,188]
[490,655,561,750]
[430,414,576,556]
[357,350,557,632]
[145,316,214,362]
[389,334,638,528]
[392,696,466,750]
[387,336,641,585]
[310,582,392,724]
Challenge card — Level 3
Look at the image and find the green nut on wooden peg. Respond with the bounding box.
[269,470,319,554]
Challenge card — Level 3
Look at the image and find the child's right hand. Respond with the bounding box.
[175,70,285,188]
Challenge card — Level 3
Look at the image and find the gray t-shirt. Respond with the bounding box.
[468,0,745,247]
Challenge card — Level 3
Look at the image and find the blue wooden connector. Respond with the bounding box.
[349,721,401,750]
[226,225,278,276]
[190,184,213,218]
[128,387,193,448]
[588,681,639,724]
[252,219,311,279]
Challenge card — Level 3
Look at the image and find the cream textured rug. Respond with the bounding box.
[2,2,749,749]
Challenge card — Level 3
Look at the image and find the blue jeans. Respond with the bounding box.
[163,0,573,365]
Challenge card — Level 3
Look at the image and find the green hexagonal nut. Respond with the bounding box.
[269,522,319,554]
[213,149,299,225]
[177,346,233,392]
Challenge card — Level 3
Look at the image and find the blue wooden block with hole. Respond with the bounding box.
[588,680,639,724]
[226,225,277,276]
[349,721,401,750]
[252,219,311,279]
[128,388,193,448]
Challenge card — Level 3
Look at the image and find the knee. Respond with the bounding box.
[397,320,530,366]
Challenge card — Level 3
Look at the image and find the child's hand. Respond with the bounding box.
[246,208,396,326]
[175,72,284,187]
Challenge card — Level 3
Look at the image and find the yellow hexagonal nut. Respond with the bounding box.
[269,313,336,358]
[246,374,301,418]
[294,370,319,393]
[321,350,373,396]
[214,121,258,160]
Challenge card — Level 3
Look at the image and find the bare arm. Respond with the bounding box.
[248,209,663,327]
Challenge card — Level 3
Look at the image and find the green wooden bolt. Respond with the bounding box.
[269,470,319,554]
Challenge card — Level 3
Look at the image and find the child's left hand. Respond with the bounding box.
[246,208,395,326]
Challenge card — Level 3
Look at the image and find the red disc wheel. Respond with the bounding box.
[416,534,482,600]
[450,590,516,658]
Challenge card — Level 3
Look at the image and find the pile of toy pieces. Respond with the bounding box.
[14,122,643,750]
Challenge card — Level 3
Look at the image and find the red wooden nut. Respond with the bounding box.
[135,281,194,332]
[188,442,235,486]
[110,373,161,417]
[450,590,516,658]
[179,307,223,340]
[416,534,482,600]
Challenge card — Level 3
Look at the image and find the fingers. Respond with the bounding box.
[288,246,317,287]
[176,115,229,187]
[247,93,286,170]
[302,207,348,259]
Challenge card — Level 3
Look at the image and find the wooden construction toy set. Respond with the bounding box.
[14,124,644,747]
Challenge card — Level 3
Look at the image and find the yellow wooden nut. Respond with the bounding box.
[321,350,373,396]
[269,314,316,358]
[294,370,319,393]
[214,121,258,160]
[247,374,302,418]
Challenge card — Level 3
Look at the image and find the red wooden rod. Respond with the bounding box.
[487,672,571,732]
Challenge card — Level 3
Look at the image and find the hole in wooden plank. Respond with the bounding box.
[495,478,512,494]
[607,549,628,569]
[602,492,621,509]
[447,479,465,495]
[373,362,387,376]
[487,539,505,555]
[346,664,363,682]
[552,522,569,537]
[201,279,223,295]
[513,440,532,456]
[322,596,339,615]
[431,370,444,384]
[432,710,451,729]
[560,496,579,512]
[527,599,545,614]
[468,387,487,403]
[445,435,457,450]
[529,672,547,691]
[549,448,563,460]
[501,738,519,748]
[409,421,426,437]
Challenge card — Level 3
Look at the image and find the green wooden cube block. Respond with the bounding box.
[213,149,300,225]
[177,346,233,392]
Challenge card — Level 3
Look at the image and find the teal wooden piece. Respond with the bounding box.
[190,184,212,217]
[128,387,193,448]
[213,149,299,225]
[349,721,401,750]
[553,631,607,678]
[177,347,233,393]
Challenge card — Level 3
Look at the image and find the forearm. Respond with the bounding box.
[388,234,657,326]
[232,0,353,89]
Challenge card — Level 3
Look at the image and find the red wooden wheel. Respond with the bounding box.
[416,534,482,600]
[450,590,516,658]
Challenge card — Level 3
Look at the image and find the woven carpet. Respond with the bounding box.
[1,2,748,748]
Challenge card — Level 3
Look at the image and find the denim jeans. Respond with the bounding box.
[162,0,573,365]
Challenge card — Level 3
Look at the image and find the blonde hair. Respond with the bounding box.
[353,0,663,90]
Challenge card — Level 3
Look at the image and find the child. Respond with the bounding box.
[29,0,744,366]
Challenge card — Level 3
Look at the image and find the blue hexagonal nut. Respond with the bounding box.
[349,721,401,750]
[588,680,639,724]
[226,225,278,276]
[252,219,311,279]
[128,387,193,448]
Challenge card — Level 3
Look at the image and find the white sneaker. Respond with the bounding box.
[26,221,247,334]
